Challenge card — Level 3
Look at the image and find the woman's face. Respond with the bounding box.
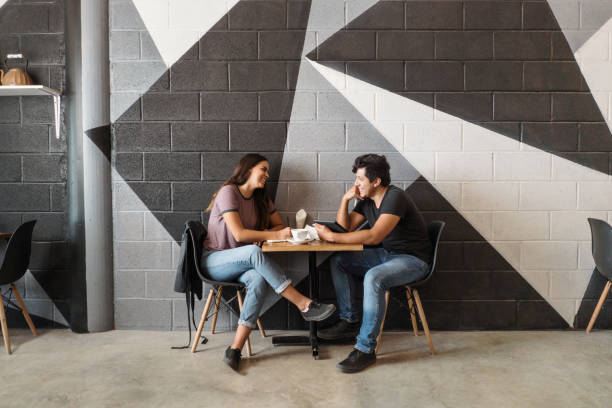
[248,160,270,189]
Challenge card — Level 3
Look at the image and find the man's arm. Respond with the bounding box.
[316,213,399,245]
[336,186,365,231]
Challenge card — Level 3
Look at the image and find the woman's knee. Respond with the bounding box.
[246,244,264,263]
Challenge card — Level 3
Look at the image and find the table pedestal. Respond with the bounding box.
[272,252,319,358]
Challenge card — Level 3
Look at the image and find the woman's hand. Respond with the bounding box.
[276,227,292,240]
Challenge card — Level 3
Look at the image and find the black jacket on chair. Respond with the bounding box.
[173,220,206,348]
[174,220,205,300]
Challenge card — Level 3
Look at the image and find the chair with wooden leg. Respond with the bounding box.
[0,220,38,355]
[375,220,444,356]
[586,218,612,333]
[187,227,266,356]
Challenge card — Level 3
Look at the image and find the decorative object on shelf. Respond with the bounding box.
[0,54,33,86]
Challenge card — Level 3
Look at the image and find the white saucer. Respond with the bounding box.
[287,237,314,245]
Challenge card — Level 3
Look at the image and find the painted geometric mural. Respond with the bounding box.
[106,0,612,330]
[2,0,611,330]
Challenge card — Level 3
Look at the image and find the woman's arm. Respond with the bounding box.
[223,211,291,242]
[267,211,285,231]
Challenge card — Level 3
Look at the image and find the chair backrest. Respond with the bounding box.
[188,225,243,288]
[414,220,445,286]
[588,218,612,280]
[0,220,37,285]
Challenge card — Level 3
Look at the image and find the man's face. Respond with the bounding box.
[354,167,378,198]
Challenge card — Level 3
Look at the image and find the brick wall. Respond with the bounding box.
[0,0,68,328]
[110,0,612,330]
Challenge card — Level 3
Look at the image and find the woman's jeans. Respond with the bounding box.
[201,245,292,329]
[330,248,429,354]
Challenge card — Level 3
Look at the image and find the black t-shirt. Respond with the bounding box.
[353,185,432,264]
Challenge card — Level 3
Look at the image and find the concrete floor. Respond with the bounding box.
[0,329,610,408]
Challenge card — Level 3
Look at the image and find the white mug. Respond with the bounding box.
[291,228,309,241]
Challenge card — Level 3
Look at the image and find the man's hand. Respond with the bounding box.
[343,186,363,202]
[314,224,334,242]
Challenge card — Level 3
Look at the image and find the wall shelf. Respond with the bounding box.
[0,85,61,139]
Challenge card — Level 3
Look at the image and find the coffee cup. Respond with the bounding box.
[291,228,309,241]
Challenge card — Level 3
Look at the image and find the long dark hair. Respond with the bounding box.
[206,153,271,230]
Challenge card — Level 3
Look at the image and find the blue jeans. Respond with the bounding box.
[330,248,429,354]
[201,245,292,329]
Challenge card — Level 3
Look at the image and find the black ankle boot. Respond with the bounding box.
[337,348,376,373]
[223,346,241,372]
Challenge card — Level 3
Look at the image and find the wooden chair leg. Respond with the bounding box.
[191,289,214,353]
[413,289,435,355]
[587,281,612,333]
[10,285,37,336]
[256,319,266,338]
[375,291,390,355]
[210,286,223,334]
[236,290,252,357]
[0,296,11,355]
[406,286,419,336]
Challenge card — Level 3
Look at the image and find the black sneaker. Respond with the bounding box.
[337,348,376,373]
[223,346,241,372]
[300,301,336,322]
[318,319,361,340]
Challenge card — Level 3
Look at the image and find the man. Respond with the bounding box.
[314,154,433,373]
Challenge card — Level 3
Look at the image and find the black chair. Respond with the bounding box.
[586,218,612,333]
[189,228,266,356]
[375,220,445,355]
[0,220,37,354]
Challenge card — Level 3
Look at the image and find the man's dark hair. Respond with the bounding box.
[352,154,391,187]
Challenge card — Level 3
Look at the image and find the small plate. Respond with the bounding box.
[287,237,314,245]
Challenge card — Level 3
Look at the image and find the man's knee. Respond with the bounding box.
[363,271,385,292]
[330,252,350,272]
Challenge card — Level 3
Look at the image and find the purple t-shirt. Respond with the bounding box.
[204,184,276,251]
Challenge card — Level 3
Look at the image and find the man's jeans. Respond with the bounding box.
[201,245,292,329]
[330,248,429,354]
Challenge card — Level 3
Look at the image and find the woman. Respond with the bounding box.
[202,153,336,372]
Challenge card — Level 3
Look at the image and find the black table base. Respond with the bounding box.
[272,252,320,359]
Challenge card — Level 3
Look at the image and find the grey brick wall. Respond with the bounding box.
[109,0,304,330]
[110,0,612,331]
[0,0,67,328]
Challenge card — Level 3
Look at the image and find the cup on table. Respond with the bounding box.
[291,228,309,241]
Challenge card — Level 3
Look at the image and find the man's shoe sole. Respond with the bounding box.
[336,359,376,373]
